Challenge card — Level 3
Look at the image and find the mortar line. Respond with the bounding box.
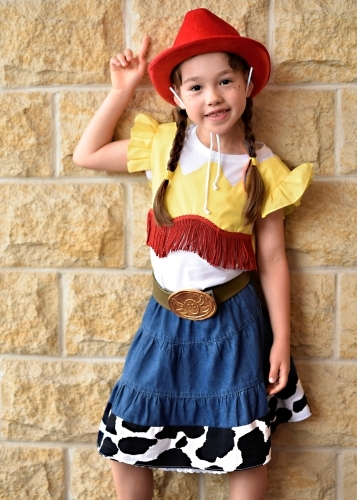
[336,451,343,500]
[58,273,68,357]
[0,175,147,184]
[0,354,127,363]
[198,473,205,500]
[334,273,341,359]
[64,448,72,500]
[2,174,357,184]
[126,182,132,267]
[335,88,343,176]
[288,266,357,273]
[0,266,354,275]
[0,439,99,449]
[51,93,59,177]
[0,361,3,441]
[267,0,275,83]
[2,82,357,94]
[1,353,357,363]
[0,267,152,274]
[123,0,132,47]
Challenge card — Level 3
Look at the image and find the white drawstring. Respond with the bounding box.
[204,133,213,214]
[213,134,221,190]
[204,133,221,214]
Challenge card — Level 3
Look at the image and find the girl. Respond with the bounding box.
[74,8,312,500]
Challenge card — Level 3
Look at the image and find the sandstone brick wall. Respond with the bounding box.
[1,1,356,499]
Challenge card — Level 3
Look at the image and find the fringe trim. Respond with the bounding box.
[147,209,257,271]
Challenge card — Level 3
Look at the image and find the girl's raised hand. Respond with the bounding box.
[110,35,151,91]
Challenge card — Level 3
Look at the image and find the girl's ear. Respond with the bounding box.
[245,67,254,98]
[169,87,186,109]
[245,80,254,98]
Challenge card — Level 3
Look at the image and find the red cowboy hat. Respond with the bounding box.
[148,8,271,105]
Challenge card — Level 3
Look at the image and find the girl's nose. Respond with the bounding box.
[206,88,222,105]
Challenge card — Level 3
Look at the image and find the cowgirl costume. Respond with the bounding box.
[97,8,312,473]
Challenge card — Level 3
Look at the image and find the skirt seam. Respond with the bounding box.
[116,378,266,400]
[139,307,263,346]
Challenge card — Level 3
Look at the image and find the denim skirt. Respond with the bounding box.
[97,281,311,473]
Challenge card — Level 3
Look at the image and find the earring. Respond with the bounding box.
[246,68,253,97]
[169,87,185,108]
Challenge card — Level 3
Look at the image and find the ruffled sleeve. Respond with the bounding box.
[127,114,159,173]
[258,155,313,218]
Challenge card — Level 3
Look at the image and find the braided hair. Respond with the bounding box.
[227,53,265,226]
[153,107,188,226]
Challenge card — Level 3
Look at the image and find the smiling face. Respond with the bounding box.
[174,52,252,150]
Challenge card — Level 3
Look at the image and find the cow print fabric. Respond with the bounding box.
[97,377,310,473]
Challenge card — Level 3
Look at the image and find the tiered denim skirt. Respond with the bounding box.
[97,281,310,473]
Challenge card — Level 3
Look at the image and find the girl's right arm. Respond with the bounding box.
[73,35,151,172]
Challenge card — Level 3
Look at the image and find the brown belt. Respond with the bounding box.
[152,272,250,321]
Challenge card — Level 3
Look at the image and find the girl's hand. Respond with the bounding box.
[110,35,151,91]
[267,339,290,395]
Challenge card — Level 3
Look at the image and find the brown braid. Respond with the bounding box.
[153,107,188,226]
[241,96,265,226]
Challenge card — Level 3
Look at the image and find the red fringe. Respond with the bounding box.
[146,209,257,271]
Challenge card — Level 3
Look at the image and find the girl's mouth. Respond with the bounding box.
[205,109,229,118]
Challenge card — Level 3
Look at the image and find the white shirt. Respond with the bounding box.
[148,125,274,291]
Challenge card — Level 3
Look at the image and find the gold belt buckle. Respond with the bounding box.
[168,289,217,320]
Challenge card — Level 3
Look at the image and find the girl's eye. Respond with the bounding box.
[220,79,232,85]
[190,85,202,91]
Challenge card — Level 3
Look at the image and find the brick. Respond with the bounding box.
[267,450,335,500]
[71,449,117,500]
[273,362,357,447]
[253,89,335,175]
[285,182,357,268]
[66,274,152,356]
[205,474,229,500]
[1,359,123,442]
[290,273,334,358]
[340,89,357,175]
[340,274,357,359]
[0,446,64,500]
[0,0,123,86]
[153,470,199,500]
[60,91,108,176]
[114,89,174,141]
[70,449,199,500]
[343,451,357,500]
[0,93,52,177]
[0,184,124,268]
[274,0,357,83]
[0,273,58,355]
[131,182,152,268]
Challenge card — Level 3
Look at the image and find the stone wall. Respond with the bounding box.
[1,1,356,499]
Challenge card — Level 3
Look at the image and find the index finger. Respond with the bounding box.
[138,34,151,59]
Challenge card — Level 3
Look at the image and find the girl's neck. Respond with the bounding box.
[196,123,247,155]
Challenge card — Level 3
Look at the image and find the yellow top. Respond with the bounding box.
[128,114,313,235]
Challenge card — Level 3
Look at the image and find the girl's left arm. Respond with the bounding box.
[255,208,290,395]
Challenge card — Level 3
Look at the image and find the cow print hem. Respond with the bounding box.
[98,410,272,473]
[97,377,310,473]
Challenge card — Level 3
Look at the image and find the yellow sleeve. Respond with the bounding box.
[127,114,159,173]
[258,156,313,218]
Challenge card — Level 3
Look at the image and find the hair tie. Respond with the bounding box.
[250,157,257,166]
[165,170,174,181]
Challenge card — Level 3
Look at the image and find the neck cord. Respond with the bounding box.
[204,133,221,215]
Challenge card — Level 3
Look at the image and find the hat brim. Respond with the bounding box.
[148,36,270,105]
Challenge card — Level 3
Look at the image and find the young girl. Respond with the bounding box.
[74,8,312,500]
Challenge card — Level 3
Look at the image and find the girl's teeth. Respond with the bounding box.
[208,110,226,117]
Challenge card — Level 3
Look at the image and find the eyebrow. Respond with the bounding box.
[182,68,236,84]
